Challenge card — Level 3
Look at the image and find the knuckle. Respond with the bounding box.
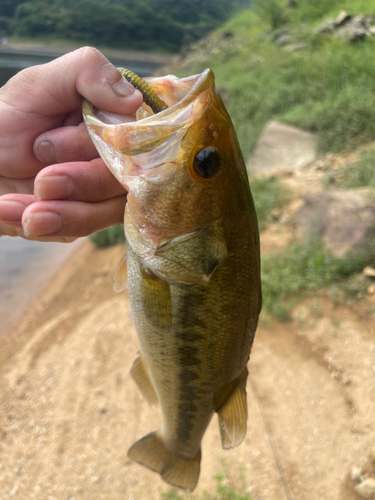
[83,212,98,236]
[95,172,110,200]
[79,46,107,67]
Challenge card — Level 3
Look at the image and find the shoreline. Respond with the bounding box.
[0,238,96,369]
[1,41,172,65]
[0,237,84,340]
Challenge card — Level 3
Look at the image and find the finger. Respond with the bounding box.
[33,122,99,164]
[34,158,125,202]
[22,196,126,238]
[0,193,35,227]
[0,222,28,238]
[62,108,84,127]
[0,220,77,242]
[0,194,78,242]
[0,176,34,196]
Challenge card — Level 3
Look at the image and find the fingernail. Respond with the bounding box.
[23,212,62,237]
[112,77,135,98]
[0,200,25,221]
[35,175,75,201]
[34,140,56,163]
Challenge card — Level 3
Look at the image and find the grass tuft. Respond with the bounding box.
[261,241,374,321]
[250,176,291,231]
[325,146,375,189]
[253,0,287,30]
[89,225,125,248]
[160,460,252,500]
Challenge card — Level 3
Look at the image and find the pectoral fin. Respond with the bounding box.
[153,220,228,286]
[140,264,172,328]
[215,368,248,449]
[130,354,158,408]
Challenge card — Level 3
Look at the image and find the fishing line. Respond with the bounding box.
[249,374,294,500]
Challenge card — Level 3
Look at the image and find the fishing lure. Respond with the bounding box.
[118,68,168,114]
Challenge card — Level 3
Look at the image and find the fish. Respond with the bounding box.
[82,69,262,492]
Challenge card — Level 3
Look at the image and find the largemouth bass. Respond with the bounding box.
[82,69,261,492]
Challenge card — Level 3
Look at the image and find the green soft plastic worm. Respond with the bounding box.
[118,68,168,114]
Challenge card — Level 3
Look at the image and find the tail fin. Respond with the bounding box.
[127,431,201,492]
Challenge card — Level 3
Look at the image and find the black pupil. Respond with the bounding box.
[193,147,221,179]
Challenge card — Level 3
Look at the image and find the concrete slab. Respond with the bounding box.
[247,120,318,176]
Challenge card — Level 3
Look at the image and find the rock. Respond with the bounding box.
[293,189,375,258]
[336,15,372,42]
[351,466,363,481]
[283,42,308,52]
[363,267,375,278]
[317,12,373,40]
[355,478,375,499]
[247,121,317,176]
[274,31,291,45]
[317,21,337,34]
[368,284,375,295]
[335,11,352,27]
[341,373,351,386]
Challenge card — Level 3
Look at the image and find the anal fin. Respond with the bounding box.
[128,430,201,492]
[216,368,248,449]
[130,354,158,408]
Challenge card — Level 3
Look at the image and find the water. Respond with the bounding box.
[0,48,157,335]
[0,236,82,334]
[0,49,158,86]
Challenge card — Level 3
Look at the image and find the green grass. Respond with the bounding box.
[261,241,374,321]
[325,146,375,189]
[160,461,252,500]
[169,1,375,159]
[250,177,291,231]
[89,224,125,248]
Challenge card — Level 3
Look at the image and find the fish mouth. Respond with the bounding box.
[82,69,215,188]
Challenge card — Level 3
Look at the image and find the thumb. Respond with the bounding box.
[1,46,143,116]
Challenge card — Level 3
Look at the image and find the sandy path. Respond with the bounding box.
[0,239,374,500]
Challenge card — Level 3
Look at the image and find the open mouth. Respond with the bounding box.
[82,69,215,187]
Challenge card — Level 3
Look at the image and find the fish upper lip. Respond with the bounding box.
[83,68,213,128]
[140,68,212,121]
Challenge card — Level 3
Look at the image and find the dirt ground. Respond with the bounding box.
[0,216,374,500]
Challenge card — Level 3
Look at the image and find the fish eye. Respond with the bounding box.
[193,147,221,179]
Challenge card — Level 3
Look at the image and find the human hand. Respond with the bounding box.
[0,47,143,241]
